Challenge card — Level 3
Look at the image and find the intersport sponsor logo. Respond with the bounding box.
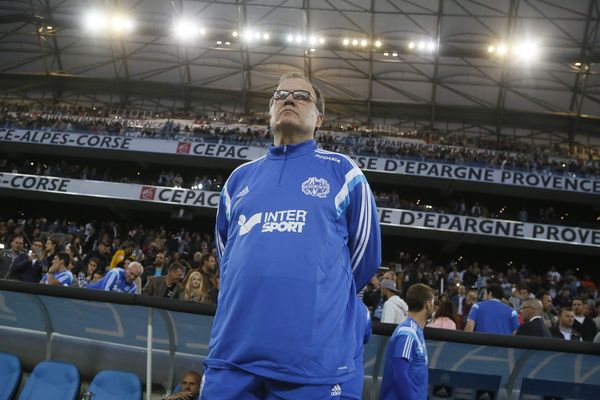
[238,209,308,236]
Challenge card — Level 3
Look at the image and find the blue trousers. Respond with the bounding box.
[200,366,358,400]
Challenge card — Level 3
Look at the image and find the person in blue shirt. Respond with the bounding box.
[202,73,382,400]
[40,252,73,287]
[380,283,435,400]
[86,262,143,294]
[464,284,519,334]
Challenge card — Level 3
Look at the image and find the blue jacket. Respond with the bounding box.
[86,268,137,294]
[208,139,381,384]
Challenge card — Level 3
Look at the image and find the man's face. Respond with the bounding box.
[169,268,184,282]
[269,77,323,137]
[572,300,584,315]
[155,253,165,265]
[180,373,200,397]
[520,303,535,322]
[559,310,574,328]
[518,289,529,300]
[207,256,216,270]
[10,237,23,252]
[51,255,63,270]
[125,267,141,283]
[541,294,552,311]
[194,252,202,262]
[31,240,43,254]
[45,239,54,252]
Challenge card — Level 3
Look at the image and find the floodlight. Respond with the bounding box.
[513,41,539,61]
[309,36,317,45]
[173,19,200,41]
[408,41,415,49]
[200,28,206,35]
[225,41,230,46]
[263,33,270,40]
[427,41,435,51]
[487,45,495,53]
[294,35,303,43]
[83,11,108,32]
[286,34,293,42]
[319,37,325,44]
[375,40,382,48]
[216,41,222,45]
[384,52,389,56]
[497,44,507,55]
[343,38,349,46]
[392,52,398,57]
[351,39,358,46]
[232,31,238,37]
[418,41,425,50]
[111,15,134,33]
[47,26,53,30]
[360,39,368,47]
[574,61,582,67]
[253,32,261,40]
[310,48,316,52]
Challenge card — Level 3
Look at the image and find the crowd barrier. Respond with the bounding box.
[0,280,599,399]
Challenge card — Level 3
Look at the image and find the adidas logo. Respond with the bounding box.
[476,391,493,400]
[330,384,342,397]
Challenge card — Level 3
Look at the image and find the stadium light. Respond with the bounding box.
[573,61,582,67]
[417,41,425,50]
[319,37,325,44]
[83,11,108,33]
[360,39,368,47]
[384,52,389,56]
[512,40,540,61]
[487,45,495,53]
[408,41,415,49]
[497,44,508,56]
[286,34,293,42]
[342,38,349,46]
[392,52,398,57]
[173,19,202,41]
[375,40,382,48]
[111,15,134,34]
[232,31,238,37]
[351,39,358,46]
[427,41,435,51]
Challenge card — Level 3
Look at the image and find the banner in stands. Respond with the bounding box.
[2,128,599,194]
[351,156,600,195]
[0,128,266,160]
[378,208,600,248]
[0,173,220,208]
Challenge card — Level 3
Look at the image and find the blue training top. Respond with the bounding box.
[208,139,381,384]
[380,317,428,400]
[468,298,519,334]
[40,270,73,286]
[86,268,137,294]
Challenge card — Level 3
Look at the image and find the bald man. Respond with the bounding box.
[516,298,551,338]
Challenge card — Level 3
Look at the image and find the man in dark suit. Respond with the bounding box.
[516,298,551,337]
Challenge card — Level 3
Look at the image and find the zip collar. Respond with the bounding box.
[268,139,316,160]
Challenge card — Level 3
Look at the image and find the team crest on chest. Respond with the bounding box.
[301,177,330,198]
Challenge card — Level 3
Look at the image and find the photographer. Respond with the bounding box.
[11,238,47,282]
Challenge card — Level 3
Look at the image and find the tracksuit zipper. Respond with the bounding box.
[278,145,287,184]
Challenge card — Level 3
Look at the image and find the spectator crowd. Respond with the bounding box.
[1,216,598,343]
[2,103,599,179]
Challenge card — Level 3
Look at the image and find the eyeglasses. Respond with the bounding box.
[272,89,316,103]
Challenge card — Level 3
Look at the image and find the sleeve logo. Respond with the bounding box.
[302,177,330,198]
[139,186,157,200]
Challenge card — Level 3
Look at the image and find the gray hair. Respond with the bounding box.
[270,72,325,115]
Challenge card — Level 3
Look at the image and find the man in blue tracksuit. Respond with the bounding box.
[201,73,381,399]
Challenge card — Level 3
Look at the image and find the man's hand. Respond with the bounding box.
[166,391,194,400]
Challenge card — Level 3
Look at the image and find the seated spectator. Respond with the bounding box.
[40,252,73,286]
[183,271,208,303]
[166,371,202,400]
[550,307,583,341]
[427,300,457,330]
[142,262,184,299]
[86,262,143,294]
[0,234,25,279]
[11,238,47,282]
[571,297,598,342]
[77,257,100,288]
[83,240,112,272]
[109,243,135,269]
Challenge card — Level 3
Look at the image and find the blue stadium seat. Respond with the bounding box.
[88,369,142,400]
[0,352,21,400]
[17,360,79,400]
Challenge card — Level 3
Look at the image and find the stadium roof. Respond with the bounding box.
[1,0,599,138]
